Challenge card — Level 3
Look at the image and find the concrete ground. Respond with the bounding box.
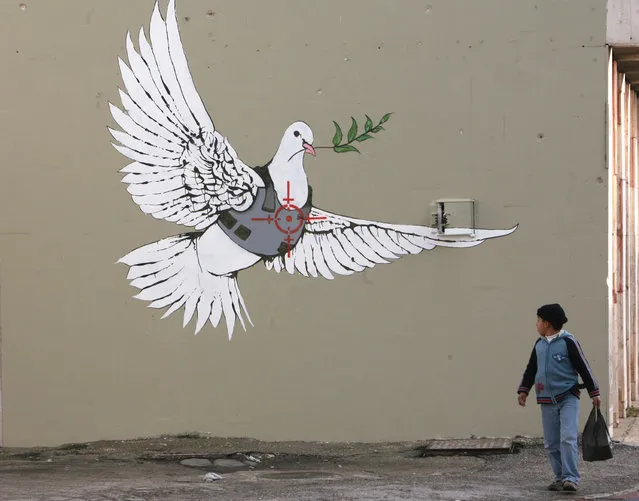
[1,420,638,501]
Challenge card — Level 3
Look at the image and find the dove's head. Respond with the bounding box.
[278,121,316,163]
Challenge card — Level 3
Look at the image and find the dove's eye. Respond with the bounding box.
[293,131,300,137]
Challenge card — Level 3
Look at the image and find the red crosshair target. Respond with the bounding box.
[274,204,305,235]
[252,181,327,257]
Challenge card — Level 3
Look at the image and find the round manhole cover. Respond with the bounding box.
[259,471,340,481]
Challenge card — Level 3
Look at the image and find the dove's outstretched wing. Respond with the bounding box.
[264,208,517,279]
[109,0,261,230]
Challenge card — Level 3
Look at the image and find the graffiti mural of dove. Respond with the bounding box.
[109,0,517,338]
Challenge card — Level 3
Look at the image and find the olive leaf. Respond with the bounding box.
[356,134,373,142]
[332,121,343,146]
[365,115,373,132]
[334,144,360,153]
[380,112,393,124]
[347,117,358,142]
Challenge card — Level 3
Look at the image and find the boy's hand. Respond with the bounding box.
[592,396,601,408]
[518,392,527,407]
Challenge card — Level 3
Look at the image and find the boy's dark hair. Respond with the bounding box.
[537,303,568,330]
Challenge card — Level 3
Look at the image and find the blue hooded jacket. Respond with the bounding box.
[518,331,600,404]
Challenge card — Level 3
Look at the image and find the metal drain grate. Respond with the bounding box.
[420,438,515,456]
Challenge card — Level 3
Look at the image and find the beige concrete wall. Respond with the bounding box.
[0,0,608,447]
[608,0,639,45]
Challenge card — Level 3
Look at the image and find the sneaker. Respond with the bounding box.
[563,481,578,492]
[547,480,564,491]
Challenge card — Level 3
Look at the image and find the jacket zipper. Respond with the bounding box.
[545,339,555,404]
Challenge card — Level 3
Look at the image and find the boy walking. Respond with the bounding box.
[517,303,601,492]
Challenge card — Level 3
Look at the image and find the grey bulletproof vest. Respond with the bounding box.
[217,175,313,258]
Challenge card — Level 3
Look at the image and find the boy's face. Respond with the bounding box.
[536,316,550,336]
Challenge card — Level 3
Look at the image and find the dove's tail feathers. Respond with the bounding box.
[118,233,252,339]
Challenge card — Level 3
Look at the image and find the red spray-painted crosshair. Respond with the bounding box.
[252,181,327,258]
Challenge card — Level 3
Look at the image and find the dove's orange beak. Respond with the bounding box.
[303,142,316,156]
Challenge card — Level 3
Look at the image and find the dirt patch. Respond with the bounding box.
[0,435,637,501]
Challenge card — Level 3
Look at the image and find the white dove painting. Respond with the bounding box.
[109,0,517,338]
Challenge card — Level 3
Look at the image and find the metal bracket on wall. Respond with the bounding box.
[431,199,476,237]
